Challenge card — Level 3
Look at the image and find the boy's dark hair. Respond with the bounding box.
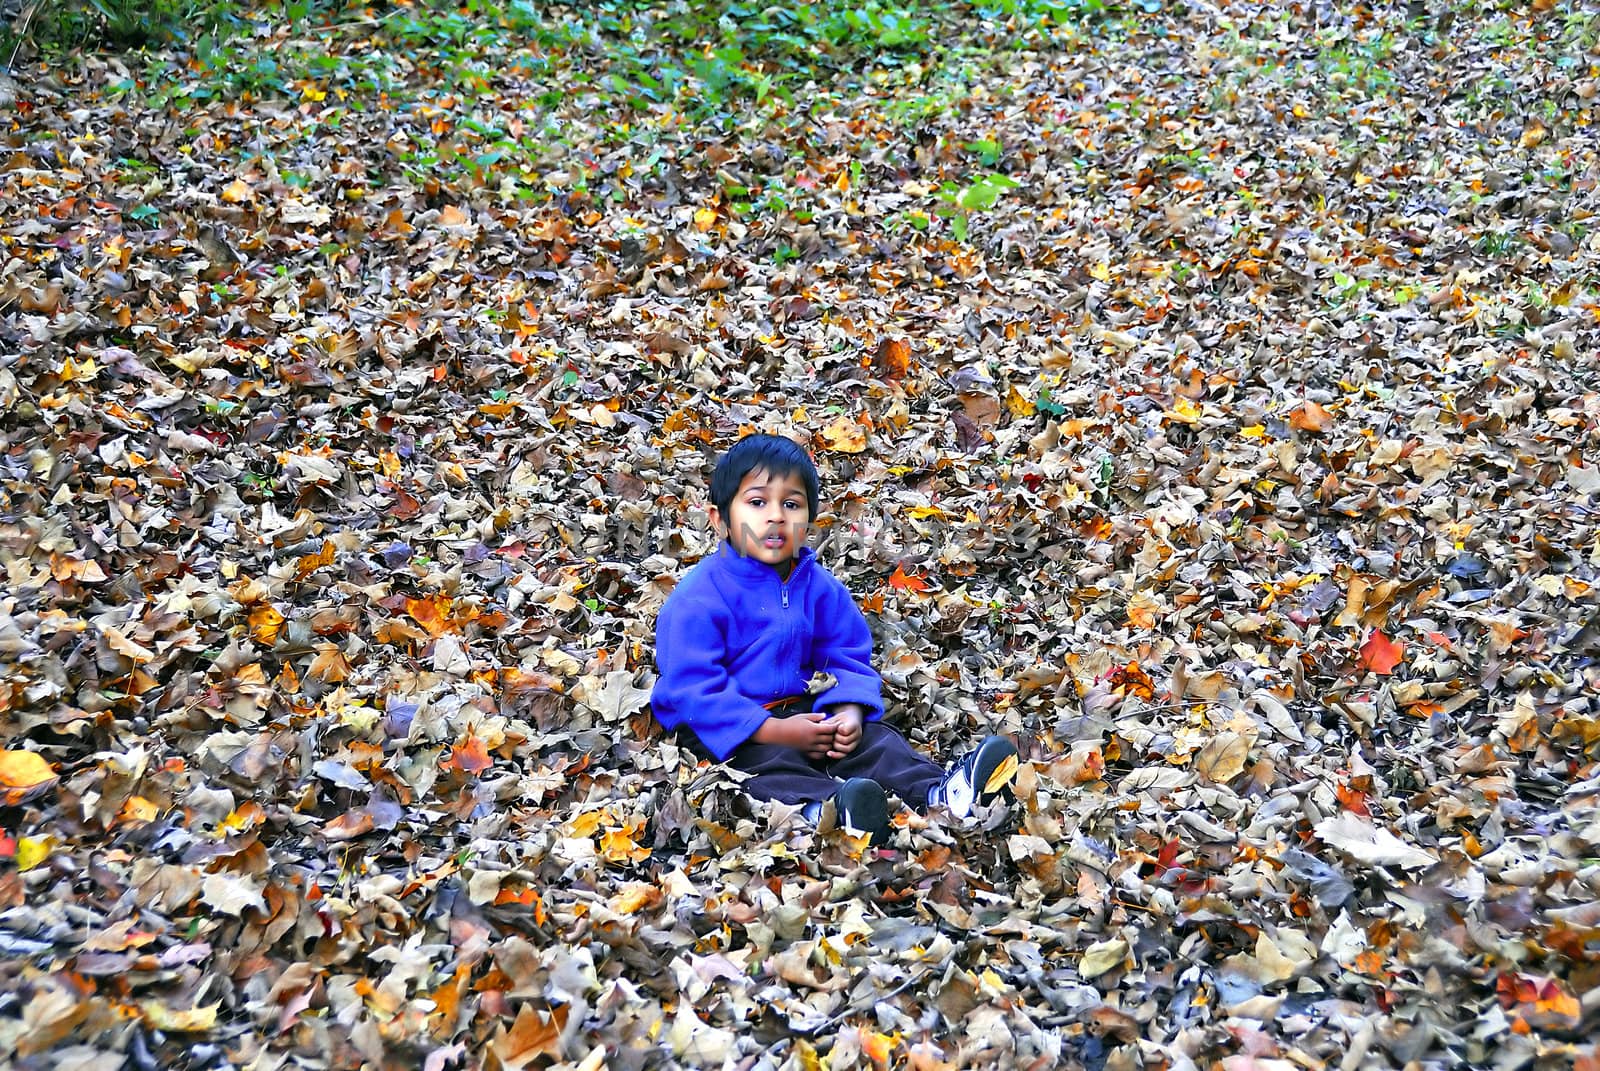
[711,434,821,519]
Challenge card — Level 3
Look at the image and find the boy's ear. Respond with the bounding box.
[707,505,724,537]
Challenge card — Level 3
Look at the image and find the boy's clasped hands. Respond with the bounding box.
[753,703,865,761]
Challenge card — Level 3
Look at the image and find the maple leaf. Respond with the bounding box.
[818,414,868,453]
[444,733,492,775]
[886,563,931,594]
[1359,629,1405,675]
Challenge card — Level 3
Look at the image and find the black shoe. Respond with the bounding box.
[930,735,1018,818]
[834,777,891,845]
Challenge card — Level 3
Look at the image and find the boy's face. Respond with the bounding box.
[713,468,811,572]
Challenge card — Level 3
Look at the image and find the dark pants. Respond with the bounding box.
[685,722,945,811]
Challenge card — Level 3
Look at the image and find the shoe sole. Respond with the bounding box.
[836,777,890,845]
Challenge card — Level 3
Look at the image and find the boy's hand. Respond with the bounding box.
[755,712,836,759]
[825,705,864,759]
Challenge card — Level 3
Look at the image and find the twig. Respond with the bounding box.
[6,0,37,73]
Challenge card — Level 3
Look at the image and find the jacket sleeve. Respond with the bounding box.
[650,590,773,760]
[808,575,884,721]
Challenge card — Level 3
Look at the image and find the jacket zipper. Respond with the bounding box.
[779,573,791,698]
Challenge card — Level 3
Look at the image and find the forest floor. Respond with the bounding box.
[2,1,1600,1069]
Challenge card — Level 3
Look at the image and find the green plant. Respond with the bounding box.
[936,172,1021,241]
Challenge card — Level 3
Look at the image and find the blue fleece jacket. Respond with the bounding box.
[650,544,884,760]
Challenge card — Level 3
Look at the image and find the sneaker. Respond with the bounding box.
[834,777,891,845]
[931,735,1018,818]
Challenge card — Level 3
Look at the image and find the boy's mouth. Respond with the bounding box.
[762,533,786,549]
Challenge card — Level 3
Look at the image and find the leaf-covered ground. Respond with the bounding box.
[3,1,1600,1067]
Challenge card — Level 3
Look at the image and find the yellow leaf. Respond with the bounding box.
[17,835,55,872]
[1005,385,1036,418]
[819,415,868,454]
[59,354,98,382]
[0,750,55,790]
[567,810,605,838]
[140,1002,219,1032]
[1239,424,1266,438]
[221,179,254,204]
[1088,262,1112,281]
[984,754,1019,795]
[1166,397,1202,425]
[693,207,718,232]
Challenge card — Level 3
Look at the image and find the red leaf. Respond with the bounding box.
[1359,630,1404,675]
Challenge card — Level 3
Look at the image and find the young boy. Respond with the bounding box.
[650,433,1017,845]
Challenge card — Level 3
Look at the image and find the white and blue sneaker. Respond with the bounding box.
[930,736,1018,818]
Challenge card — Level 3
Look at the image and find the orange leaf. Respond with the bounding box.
[859,1028,899,1067]
[1353,949,1386,976]
[1125,591,1161,629]
[1288,402,1334,433]
[872,337,912,379]
[323,808,375,842]
[494,1004,565,1068]
[1335,782,1371,816]
[295,540,336,579]
[445,734,492,775]
[119,796,160,825]
[610,882,662,914]
[404,594,455,637]
[0,750,57,806]
[305,643,351,683]
[1359,630,1404,675]
[600,822,651,865]
[886,563,930,594]
[494,887,539,906]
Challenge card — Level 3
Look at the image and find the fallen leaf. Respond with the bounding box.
[818,414,868,453]
[1194,731,1249,784]
[1079,938,1128,979]
[1359,629,1404,675]
[1288,402,1334,432]
[1314,813,1437,870]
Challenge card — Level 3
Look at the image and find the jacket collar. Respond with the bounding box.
[712,542,814,583]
